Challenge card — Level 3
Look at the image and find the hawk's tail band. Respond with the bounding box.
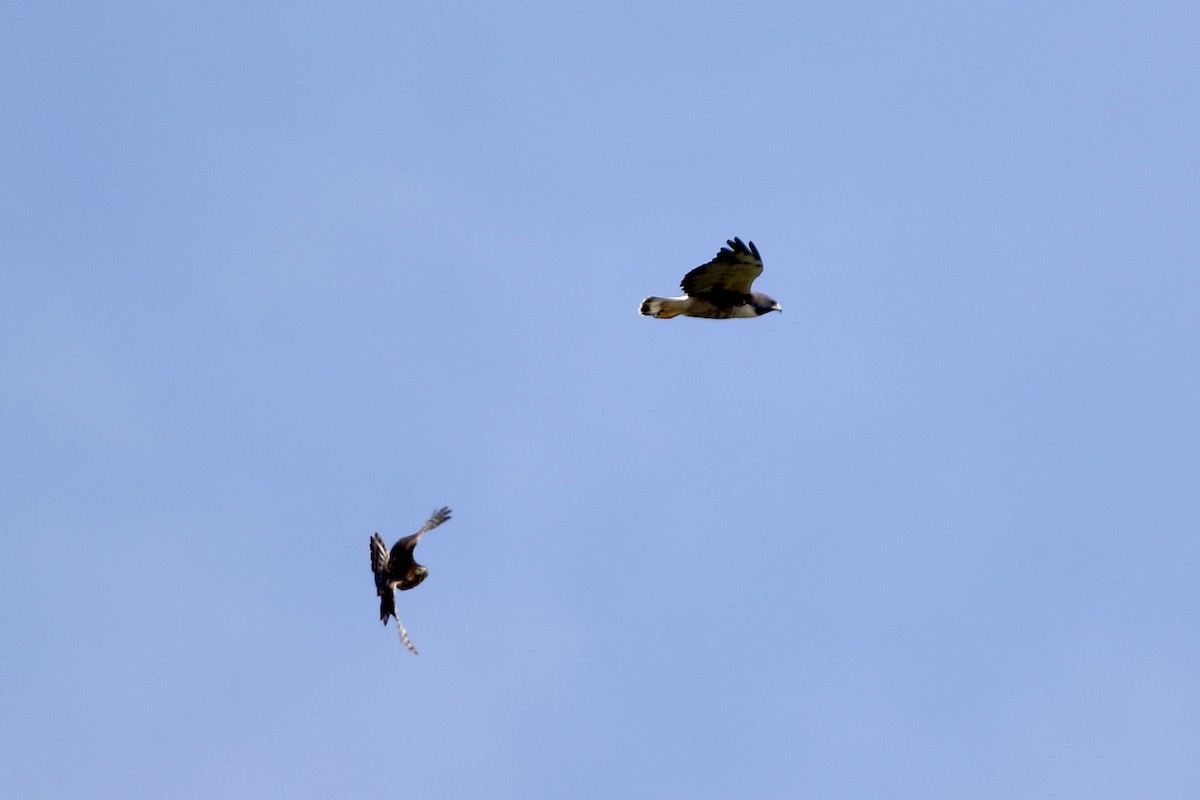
[640,296,686,319]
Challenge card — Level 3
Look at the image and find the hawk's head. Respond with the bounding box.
[751,291,782,315]
[398,565,429,591]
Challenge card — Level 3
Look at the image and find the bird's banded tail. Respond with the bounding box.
[639,296,687,318]
[379,588,397,624]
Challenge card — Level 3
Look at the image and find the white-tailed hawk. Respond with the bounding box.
[640,237,781,319]
[370,506,452,655]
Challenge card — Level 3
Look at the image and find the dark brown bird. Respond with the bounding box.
[640,237,782,319]
[370,506,452,654]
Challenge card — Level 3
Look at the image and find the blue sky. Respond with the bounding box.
[2,2,1198,797]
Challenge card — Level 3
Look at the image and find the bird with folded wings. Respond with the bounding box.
[640,237,782,319]
[370,506,452,655]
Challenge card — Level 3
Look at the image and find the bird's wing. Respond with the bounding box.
[394,614,419,655]
[392,506,453,557]
[370,533,392,594]
[418,506,453,536]
[680,238,763,297]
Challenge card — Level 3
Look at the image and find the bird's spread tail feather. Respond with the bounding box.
[379,589,396,624]
[640,296,687,318]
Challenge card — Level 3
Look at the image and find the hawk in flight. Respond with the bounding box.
[370,506,452,655]
[640,237,781,319]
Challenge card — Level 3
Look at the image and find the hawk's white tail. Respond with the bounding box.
[639,296,688,318]
[395,616,419,655]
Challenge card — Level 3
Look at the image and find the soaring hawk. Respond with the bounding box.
[370,506,452,655]
[640,237,782,319]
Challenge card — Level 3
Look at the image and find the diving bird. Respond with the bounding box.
[640,237,781,319]
[370,506,452,655]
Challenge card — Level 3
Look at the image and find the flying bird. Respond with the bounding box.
[370,506,453,655]
[640,237,782,319]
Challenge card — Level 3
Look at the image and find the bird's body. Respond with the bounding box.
[369,506,452,654]
[640,292,777,319]
[640,237,781,319]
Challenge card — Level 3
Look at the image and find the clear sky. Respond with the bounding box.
[3,2,1198,798]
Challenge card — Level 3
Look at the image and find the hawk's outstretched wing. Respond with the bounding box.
[394,616,419,655]
[389,506,453,562]
[369,533,391,595]
[680,237,763,298]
